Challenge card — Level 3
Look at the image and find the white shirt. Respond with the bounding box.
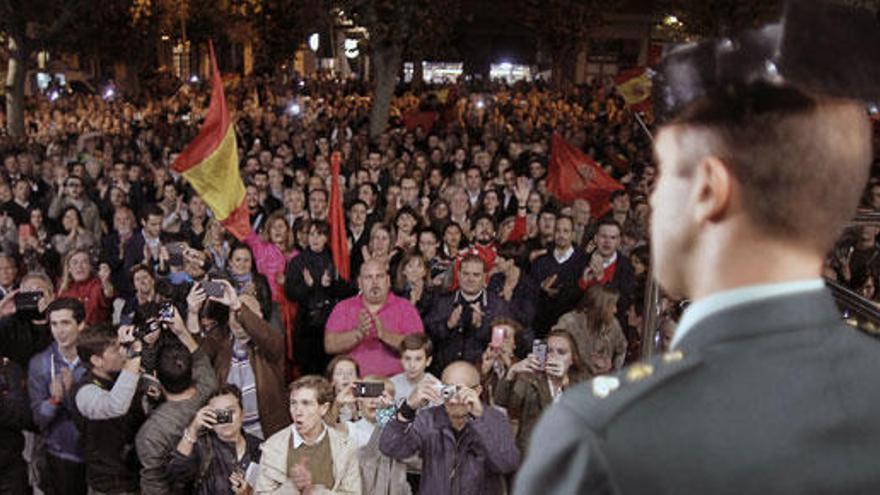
[291,422,328,448]
[553,246,575,264]
[671,278,826,349]
[346,418,376,449]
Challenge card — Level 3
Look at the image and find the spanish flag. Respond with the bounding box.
[172,41,250,240]
[614,67,653,113]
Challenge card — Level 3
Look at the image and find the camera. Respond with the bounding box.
[353,381,385,398]
[14,291,42,312]
[214,408,233,424]
[133,302,175,340]
[439,384,459,401]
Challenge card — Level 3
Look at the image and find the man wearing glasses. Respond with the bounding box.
[379,361,520,495]
[48,174,101,236]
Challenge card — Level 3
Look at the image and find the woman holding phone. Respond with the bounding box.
[493,328,586,453]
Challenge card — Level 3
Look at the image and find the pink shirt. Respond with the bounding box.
[325,293,424,377]
[245,231,298,301]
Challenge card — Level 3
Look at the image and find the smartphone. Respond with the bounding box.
[490,326,507,348]
[14,291,41,312]
[201,280,225,298]
[159,302,175,322]
[166,242,185,266]
[532,340,548,366]
[352,381,385,398]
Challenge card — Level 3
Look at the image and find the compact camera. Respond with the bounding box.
[214,408,233,424]
[353,382,385,398]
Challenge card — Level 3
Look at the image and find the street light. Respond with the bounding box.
[309,33,320,52]
[189,75,199,84]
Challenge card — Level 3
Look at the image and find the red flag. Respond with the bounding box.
[329,152,350,281]
[546,134,624,218]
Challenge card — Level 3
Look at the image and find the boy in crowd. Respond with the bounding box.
[390,333,437,405]
[74,324,149,495]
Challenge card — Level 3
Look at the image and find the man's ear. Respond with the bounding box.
[425,356,433,368]
[90,354,102,370]
[318,402,331,418]
[691,156,732,225]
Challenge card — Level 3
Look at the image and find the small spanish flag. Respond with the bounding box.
[615,67,653,113]
[172,41,250,240]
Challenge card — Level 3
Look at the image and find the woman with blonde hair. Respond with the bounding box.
[555,285,628,371]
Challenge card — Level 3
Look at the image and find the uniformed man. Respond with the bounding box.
[514,1,880,493]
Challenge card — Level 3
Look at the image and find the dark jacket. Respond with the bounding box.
[72,370,145,493]
[379,404,520,495]
[201,306,291,438]
[166,431,261,495]
[0,313,51,370]
[494,372,561,454]
[0,357,31,470]
[425,291,511,373]
[529,249,589,338]
[515,289,880,495]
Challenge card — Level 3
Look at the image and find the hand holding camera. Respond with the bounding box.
[187,405,218,438]
[406,376,442,409]
[506,354,542,380]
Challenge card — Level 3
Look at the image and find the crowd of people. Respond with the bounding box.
[0,71,877,495]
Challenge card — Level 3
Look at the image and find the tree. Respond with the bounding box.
[335,0,463,139]
[1,0,90,138]
[253,0,330,73]
[521,0,611,90]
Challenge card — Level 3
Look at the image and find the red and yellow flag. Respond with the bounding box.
[172,41,250,240]
[615,67,653,113]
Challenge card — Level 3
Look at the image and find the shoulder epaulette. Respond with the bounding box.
[559,349,703,431]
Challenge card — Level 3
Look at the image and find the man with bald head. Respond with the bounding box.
[380,361,519,495]
[324,259,424,376]
[516,84,880,491]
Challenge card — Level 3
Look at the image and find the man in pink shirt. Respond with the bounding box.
[324,259,424,376]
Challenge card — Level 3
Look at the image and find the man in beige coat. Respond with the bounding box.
[255,375,361,494]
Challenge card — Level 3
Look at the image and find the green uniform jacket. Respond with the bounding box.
[515,289,880,494]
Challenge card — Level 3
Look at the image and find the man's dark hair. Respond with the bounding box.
[129,263,154,287]
[76,324,117,370]
[497,241,529,268]
[668,84,872,253]
[310,220,331,238]
[610,190,630,201]
[556,215,575,230]
[156,341,193,394]
[47,298,86,324]
[348,199,368,211]
[596,217,622,234]
[539,204,559,218]
[211,383,243,407]
[141,204,163,222]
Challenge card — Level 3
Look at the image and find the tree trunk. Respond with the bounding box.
[369,42,402,140]
[412,56,424,89]
[5,34,28,140]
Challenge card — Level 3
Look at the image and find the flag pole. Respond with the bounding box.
[623,106,662,361]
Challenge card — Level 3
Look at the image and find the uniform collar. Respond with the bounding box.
[673,279,831,350]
